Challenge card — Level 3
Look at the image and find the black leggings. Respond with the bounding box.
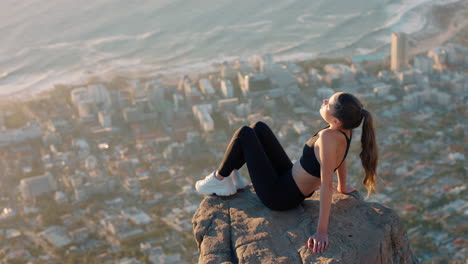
[217,121,306,211]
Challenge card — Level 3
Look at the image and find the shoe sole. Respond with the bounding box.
[195,185,237,196]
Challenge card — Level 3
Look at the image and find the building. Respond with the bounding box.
[144,79,165,103]
[19,173,57,200]
[192,104,214,132]
[74,187,89,202]
[391,32,409,72]
[38,226,72,248]
[235,103,251,118]
[238,72,271,97]
[118,87,135,106]
[121,207,152,225]
[217,98,239,112]
[88,84,111,109]
[132,125,170,145]
[267,63,299,89]
[122,106,141,123]
[396,69,418,85]
[98,111,112,128]
[220,79,234,98]
[0,121,42,147]
[123,177,142,195]
[179,75,197,98]
[219,62,237,79]
[372,83,392,97]
[70,88,89,107]
[179,75,203,106]
[199,79,215,96]
[77,101,94,119]
[403,89,451,110]
[292,121,307,135]
[323,64,354,87]
[413,55,434,74]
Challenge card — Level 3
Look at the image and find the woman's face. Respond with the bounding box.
[320,92,342,125]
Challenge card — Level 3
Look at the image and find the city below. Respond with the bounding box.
[0,31,466,263]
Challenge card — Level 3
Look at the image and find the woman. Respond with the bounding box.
[195,92,378,254]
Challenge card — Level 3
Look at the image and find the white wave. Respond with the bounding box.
[272,40,307,54]
[324,12,362,20]
[228,20,273,32]
[435,0,463,4]
[305,34,321,39]
[355,48,377,55]
[373,0,432,32]
[87,30,160,46]
[335,41,353,49]
[296,13,342,29]
[297,14,313,23]
[202,26,225,37]
[397,11,426,34]
[45,41,76,50]
[0,63,25,80]
[135,30,160,40]
[255,24,272,33]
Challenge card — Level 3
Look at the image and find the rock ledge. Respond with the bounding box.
[192,185,418,264]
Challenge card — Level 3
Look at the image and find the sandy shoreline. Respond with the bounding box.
[2,1,467,102]
[410,3,468,55]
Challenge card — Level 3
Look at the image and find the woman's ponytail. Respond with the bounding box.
[359,109,378,197]
[334,93,379,197]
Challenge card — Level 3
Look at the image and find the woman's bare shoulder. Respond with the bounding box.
[318,128,343,139]
[317,129,346,146]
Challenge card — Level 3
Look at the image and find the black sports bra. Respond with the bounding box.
[299,126,352,178]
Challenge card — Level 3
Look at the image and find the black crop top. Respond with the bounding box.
[299,126,352,178]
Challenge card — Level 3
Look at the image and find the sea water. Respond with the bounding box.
[0,0,449,96]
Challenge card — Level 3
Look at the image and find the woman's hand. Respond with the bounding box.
[337,184,356,194]
[306,232,329,254]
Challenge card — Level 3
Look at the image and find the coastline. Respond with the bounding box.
[319,0,468,58]
[2,0,467,102]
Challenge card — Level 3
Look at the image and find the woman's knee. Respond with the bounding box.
[251,121,269,132]
[235,125,255,138]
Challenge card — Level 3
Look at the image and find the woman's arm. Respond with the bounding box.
[307,130,336,254]
[337,160,347,188]
[337,161,357,194]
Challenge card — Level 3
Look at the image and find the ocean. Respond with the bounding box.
[0,0,453,96]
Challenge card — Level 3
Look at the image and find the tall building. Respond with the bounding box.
[220,79,234,98]
[391,32,409,72]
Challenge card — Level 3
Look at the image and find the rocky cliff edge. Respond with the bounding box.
[192,185,419,264]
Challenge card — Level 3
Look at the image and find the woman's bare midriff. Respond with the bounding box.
[292,160,322,197]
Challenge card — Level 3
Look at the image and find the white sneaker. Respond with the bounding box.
[195,171,237,196]
[231,169,249,190]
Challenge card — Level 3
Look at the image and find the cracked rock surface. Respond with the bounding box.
[192,185,418,264]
